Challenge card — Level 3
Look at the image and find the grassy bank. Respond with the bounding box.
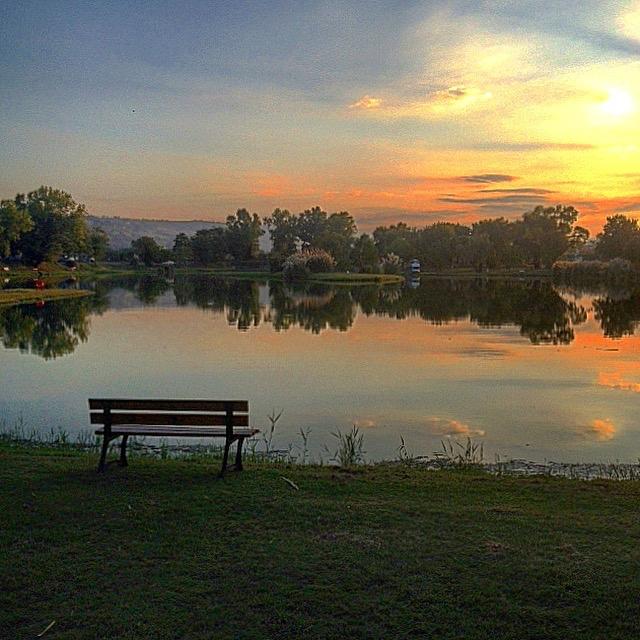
[308,272,404,284]
[419,267,555,278]
[1,442,639,639]
[0,288,93,306]
[172,269,404,284]
[4,264,405,285]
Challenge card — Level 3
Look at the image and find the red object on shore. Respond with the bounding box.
[34,279,46,290]
[35,300,45,308]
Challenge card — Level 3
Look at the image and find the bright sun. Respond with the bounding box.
[600,88,635,117]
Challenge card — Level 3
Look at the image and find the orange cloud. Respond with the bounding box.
[581,419,616,441]
[424,417,485,437]
[349,95,382,110]
[348,86,492,119]
[598,372,640,393]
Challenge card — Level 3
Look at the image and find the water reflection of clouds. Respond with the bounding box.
[598,371,640,393]
[424,417,486,437]
[353,419,376,428]
[577,419,617,442]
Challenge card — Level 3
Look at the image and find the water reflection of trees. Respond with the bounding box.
[266,283,356,333]
[593,292,640,338]
[0,293,108,359]
[3,276,640,359]
[171,277,591,344]
[174,275,262,330]
[353,279,588,345]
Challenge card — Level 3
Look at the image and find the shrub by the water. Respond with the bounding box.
[381,252,403,274]
[303,248,336,273]
[282,249,336,280]
[282,253,310,280]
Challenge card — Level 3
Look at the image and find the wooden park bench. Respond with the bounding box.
[89,399,258,475]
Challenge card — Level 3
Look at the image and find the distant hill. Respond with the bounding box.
[88,216,272,251]
[87,216,225,250]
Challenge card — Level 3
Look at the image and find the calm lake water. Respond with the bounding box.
[2,274,639,462]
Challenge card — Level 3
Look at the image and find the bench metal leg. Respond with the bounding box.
[98,435,110,472]
[119,435,129,467]
[235,437,244,471]
[219,437,233,477]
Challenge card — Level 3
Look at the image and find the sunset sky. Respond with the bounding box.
[1,1,639,232]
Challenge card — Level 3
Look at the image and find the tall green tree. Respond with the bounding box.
[596,215,640,262]
[225,209,263,261]
[87,227,110,260]
[190,228,227,264]
[569,225,590,248]
[131,236,163,266]
[297,207,328,248]
[470,218,518,269]
[15,187,89,264]
[172,232,194,265]
[265,208,298,270]
[350,234,379,272]
[265,208,298,256]
[514,205,580,269]
[315,211,358,269]
[416,223,469,270]
[464,232,492,272]
[0,199,33,259]
[372,223,416,261]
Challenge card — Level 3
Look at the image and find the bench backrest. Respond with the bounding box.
[89,399,249,437]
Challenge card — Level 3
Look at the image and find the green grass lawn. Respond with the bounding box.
[2,443,639,639]
[0,288,93,306]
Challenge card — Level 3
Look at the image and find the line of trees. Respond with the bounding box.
[163,204,593,274]
[166,205,640,274]
[2,186,640,274]
[370,205,591,272]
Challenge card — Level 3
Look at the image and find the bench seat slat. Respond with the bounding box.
[89,399,248,412]
[95,425,259,437]
[90,412,249,427]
